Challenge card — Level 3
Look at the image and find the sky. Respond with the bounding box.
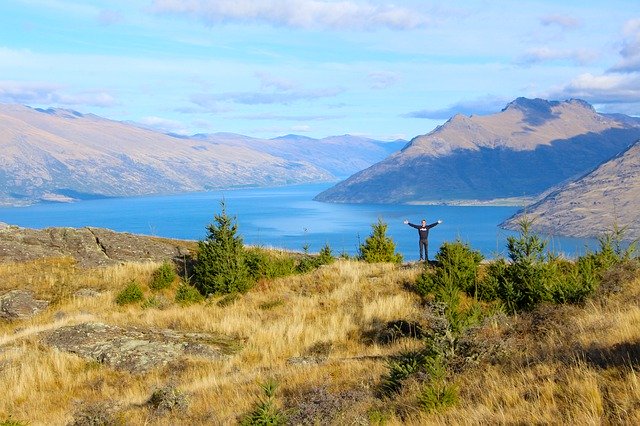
[1,0,639,140]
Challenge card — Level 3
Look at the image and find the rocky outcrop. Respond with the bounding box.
[316,98,640,204]
[0,225,194,267]
[0,290,49,320]
[42,322,238,373]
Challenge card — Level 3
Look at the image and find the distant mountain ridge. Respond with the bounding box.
[315,98,640,203]
[0,104,404,205]
[502,139,640,240]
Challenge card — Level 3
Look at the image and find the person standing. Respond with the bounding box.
[404,218,442,261]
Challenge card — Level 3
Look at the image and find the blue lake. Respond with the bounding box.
[0,183,598,261]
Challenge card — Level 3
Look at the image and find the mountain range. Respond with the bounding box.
[0,104,404,205]
[502,139,640,240]
[315,98,640,204]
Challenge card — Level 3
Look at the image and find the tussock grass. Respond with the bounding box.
[1,256,640,424]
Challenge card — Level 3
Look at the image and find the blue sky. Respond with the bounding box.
[1,0,639,140]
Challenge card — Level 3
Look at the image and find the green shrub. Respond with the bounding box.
[245,248,297,280]
[418,382,458,414]
[434,240,483,296]
[194,201,253,296]
[240,379,286,425]
[150,261,177,290]
[317,242,335,265]
[174,283,204,305]
[115,281,144,306]
[380,352,426,396]
[359,218,403,264]
[480,219,553,313]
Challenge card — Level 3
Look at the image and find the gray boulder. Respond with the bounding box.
[42,322,238,373]
[0,290,49,320]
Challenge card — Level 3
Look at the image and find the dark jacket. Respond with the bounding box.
[408,222,439,240]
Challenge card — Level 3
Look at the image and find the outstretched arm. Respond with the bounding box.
[404,220,421,229]
[427,220,443,229]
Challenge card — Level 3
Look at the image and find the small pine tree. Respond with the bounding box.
[317,242,335,265]
[194,201,252,296]
[359,218,403,264]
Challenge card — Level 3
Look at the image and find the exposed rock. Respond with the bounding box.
[0,290,49,320]
[42,322,238,373]
[287,356,328,366]
[148,385,189,415]
[74,288,102,298]
[0,225,194,267]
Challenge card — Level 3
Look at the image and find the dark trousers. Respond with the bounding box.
[419,239,429,261]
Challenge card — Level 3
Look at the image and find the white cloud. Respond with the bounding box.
[518,47,597,66]
[191,86,344,107]
[368,71,400,89]
[0,80,117,107]
[234,112,343,121]
[539,14,581,30]
[405,95,509,119]
[138,116,190,134]
[150,0,430,30]
[550,73,640,104]
[609,18,640,73]
[255,71,298,91]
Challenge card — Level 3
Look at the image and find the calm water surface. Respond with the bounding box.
[0,183,597,260]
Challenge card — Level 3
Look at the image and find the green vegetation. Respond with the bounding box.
[359,218,403,264]
[174,283,204,305]
[240,379,286,425]
[5,210,640,424]
[194,201,253,296]
[149,261,177,290]
[114,280,144,306]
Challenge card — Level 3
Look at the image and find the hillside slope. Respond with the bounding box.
[197,133,406,178]
[503,140,640,239]
[315,98,640,203]
[0,104,332,205]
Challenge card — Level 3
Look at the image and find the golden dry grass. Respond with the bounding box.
[0,258,423,424]
[1,257,640,425]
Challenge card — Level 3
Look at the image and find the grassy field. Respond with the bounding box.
[1,254,640,425]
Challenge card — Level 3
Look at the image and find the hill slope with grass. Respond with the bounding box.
[315,98,640,204]
[503,139,640,240]
[1,222,640,424]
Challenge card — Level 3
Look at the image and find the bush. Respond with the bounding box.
[480,219,617,312]
[150,261,177,290]
[434,240,483,295]
[245,248,297,280]
[115,281,144,306]
[174,283,204,305]
[194,201,253,296]
[359,218,403,264]
[317,242,335,265]
[240,379,286,425]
